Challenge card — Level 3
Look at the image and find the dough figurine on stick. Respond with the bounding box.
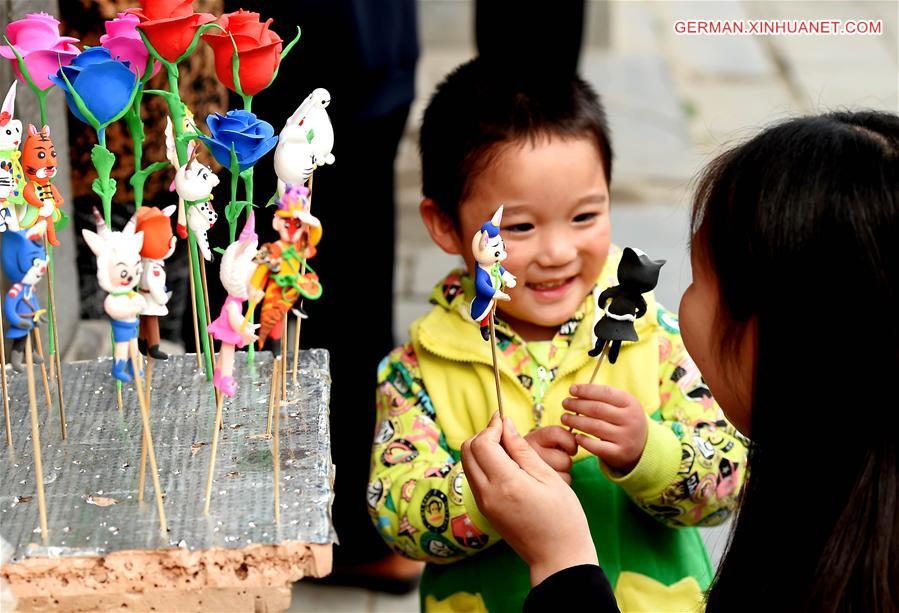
[273,88,335,199]
[0,81,24,230]
[82,218,146,382]
[587,247,665,382]
[20,124,62,246]
[470,205,516,417]
[132,206,177,360]
[204,212,261,514]
[1,223,46,372]
[209,211,261,397]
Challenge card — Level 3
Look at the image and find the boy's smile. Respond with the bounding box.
[447,135,611,341]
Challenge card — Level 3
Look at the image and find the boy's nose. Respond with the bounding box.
[537,232,578,266]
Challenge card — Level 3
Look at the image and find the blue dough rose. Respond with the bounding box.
[51,47,138,127]
[199,110,278,173]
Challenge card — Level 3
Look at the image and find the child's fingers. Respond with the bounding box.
[460,439,489,490]
[575,434,618,462]
[533,425,578,455]
[538,447,574,474]
[562,397,625,425]
[570,384,630,407]
[562,413,621,441]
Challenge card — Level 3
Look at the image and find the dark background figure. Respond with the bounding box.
[216,0,421,591]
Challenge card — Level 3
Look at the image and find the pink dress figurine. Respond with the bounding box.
[208,212,261,396]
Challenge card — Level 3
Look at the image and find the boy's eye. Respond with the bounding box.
[573,212,598,223]
[505,223,534,233]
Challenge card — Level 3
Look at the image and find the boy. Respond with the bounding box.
[368,59,748,612]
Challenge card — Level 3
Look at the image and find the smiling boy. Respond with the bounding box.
[367,59,749,612]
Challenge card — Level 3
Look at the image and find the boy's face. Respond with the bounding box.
[458,136,611,339]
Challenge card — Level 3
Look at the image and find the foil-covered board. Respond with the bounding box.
[0,350,335,562]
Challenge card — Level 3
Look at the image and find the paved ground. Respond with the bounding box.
[291,0,897,609]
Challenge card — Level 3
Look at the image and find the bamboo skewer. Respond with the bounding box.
[187,250,203,369]
[137,357,153,503]
[0,297,12,446]
[280,317,287,402]
[128,339,168,534]
[203,391,225,515]
[588,341,609,385]
[273,376,281,525]
[25,335,48,543]
[488,311,504,419]
[266,359,279,438]
[292,309,302,385]
[31,329,53,415]
[45,244,65,438]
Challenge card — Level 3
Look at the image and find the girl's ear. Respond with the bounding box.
[420,198,463,256]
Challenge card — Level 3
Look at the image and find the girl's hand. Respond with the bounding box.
[523,425,578,484]
[462,414,598,587]
[562,384,649,474]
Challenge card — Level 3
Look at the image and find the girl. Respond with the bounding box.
[463,110,899,612]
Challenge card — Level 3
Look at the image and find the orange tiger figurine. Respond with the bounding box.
[21,124,63,246]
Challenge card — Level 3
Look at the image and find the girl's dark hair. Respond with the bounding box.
[692,111,899,612]
[419,57,613,222]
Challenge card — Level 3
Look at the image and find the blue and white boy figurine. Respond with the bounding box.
[470,205,516,341]
[1,222,47,371]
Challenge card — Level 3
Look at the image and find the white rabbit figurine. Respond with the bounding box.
[0,81,25,225]
[273,88,335,198]
[82,220,146,382]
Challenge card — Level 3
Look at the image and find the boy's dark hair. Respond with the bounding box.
[420,57,613,222]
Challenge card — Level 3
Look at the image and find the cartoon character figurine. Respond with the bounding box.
[174,150,219,261]
[470,205,516,341]
[273,88,335,198]
[82,219,146,382]
[250,184,323,351]
[589,247,665,363]
[0,82,24,229]
[1,223,47,371]
[132,205,177,360]
[20,124,63,246]
[207,212,261,396]
[165,110,199,239]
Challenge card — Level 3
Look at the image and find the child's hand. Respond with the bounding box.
[562,385,648,474]
[524,426,578,484]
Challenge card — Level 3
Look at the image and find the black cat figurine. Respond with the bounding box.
[589,248,665,364]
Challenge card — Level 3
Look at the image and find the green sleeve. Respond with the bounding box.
[601,306,750,528]
[368,344,501,563]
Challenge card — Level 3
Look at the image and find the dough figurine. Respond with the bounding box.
[589,247,665,364]
[1,223,47,371]
[82,219,146,382]
[208,212,261,397]
[470,205,516,341]
[20,124,62,246]
[251,184,323,351]
[0,82,24,229]
[174,149,220,261]
[273,88,335,198]
[133,205,177,360]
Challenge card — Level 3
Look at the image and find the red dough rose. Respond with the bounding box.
[130,0,214,63]
[202,10,283,96]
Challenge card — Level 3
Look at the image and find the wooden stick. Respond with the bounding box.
[280,317,287,402]
[203,391,226,515]
[588,341,609,385]
[137,357,153,504]
[116,385,124,413]
[45,244,65,436]
[0,297,12,446]
[273,373,281,525]
[488,311,504,419]
[292,309,302,385]
[128,339,168,534]
[266,359,279,438]
[187,248,203,369]
[25,335,48,543]
[31,329,53,415]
